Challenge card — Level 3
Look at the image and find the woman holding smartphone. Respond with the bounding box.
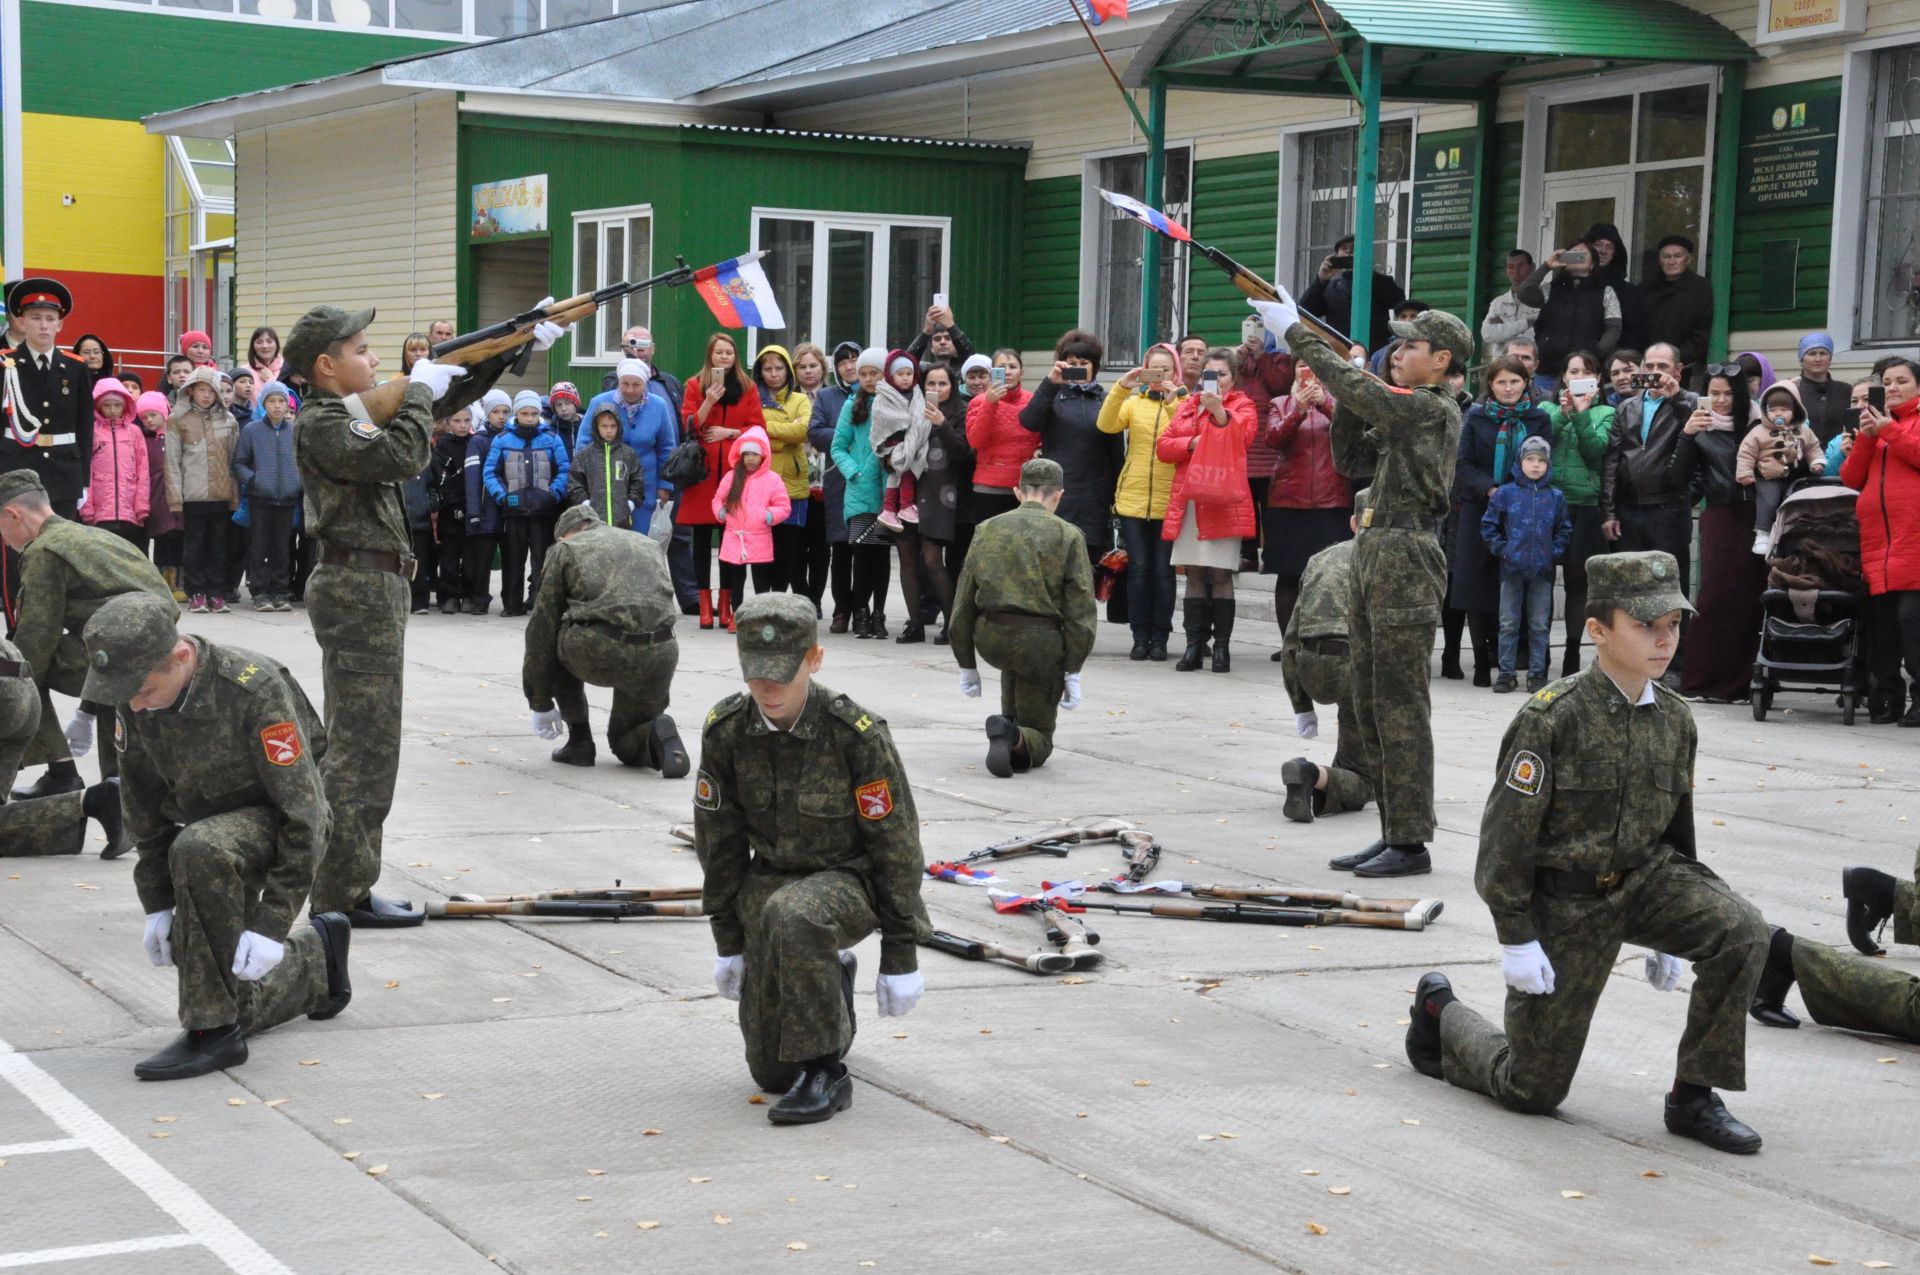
[1157,348,1258,673]
[966,349,1038,521]
[1019,329,1120,573]
[679,333,766,630]
[1542,349,1616,675]
[1098,342,1187,660]
[1679,364,1766,703]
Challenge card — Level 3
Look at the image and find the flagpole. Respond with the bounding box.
[1066,0,1149,136]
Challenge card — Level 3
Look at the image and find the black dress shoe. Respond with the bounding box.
[1353,845,1432,878]
[86,779,128,860]
[767,1063,852,1125]
[308,912,353,1021]
[934,625,950,646]
[347,893,425,929]
[1439,658,1465,680]
[135,1024,247,1081]
[1147,640,1168,662]
[651,715,690,779]
[1130,640,1150,661]
[1329,839,1386,872]
[1471,668,1492,688]
[984,715,1019,779]
[1405,972,1451,1079]
[1281,757,1317,824]
[1664,1090,1762,1154]
[851,607,872,638]
[13,767,83,802]
[550,733,596,766]
[1901,704,1920,728]
[1843,866,1896,955]
[895,623,925,644]
[1748,925,1799,1029]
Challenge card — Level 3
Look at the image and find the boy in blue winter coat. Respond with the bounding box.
[483,389,571,616]
[462,391,510,615]
[1481,434,1571,693]
[231,380,301,611]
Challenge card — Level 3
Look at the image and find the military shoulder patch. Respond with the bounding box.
[1532,688,1556,704]
[260,721,303,766]
[694,770,720,811]
[1504,749,1545,796]
[855,778,893,820]
[348,419,382,441]
[828,694,881,734]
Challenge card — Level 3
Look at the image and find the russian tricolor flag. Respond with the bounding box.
[694,251,786,329]
[1099,188,1193,243]
[1087,0,1128,24]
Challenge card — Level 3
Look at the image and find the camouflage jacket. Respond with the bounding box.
[694,681,927,974]
[948,502,1098,673]
[120,639,331,943]
[1280,537,1354,715]
[1286,323,1461,520]
[15,516,173,681]
[1475,666,1698,944]
[522,523,677,708]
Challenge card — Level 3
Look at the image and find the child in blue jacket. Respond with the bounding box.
[483,389,571,615]
[1481,434,1572,693]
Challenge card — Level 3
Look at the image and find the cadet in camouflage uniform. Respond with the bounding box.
[695,593,929,1125]
[524,504,687,775]
[1750,925,1920,1043]
[1404,552,1770,1155]
[1256,297,1467,879]
[286,304,536,927]
[948,458,1098,778]
[1279,492,1372,824]
[81,593,350,1081]
[0,627,118,857]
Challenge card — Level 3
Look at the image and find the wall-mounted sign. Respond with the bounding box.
[1411,133,1476,240]
[1737,93,1839,211]
[1755,0,1864,45]
[471,174,548,237]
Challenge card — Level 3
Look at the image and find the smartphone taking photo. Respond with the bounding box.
[990,365,1006,387]
[1568,377,1599,398]
[1061,366,1089,382]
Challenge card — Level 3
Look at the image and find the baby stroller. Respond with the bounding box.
[1750,478,1865,724]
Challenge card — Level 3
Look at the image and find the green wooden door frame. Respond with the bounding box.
[1465,92,1499,363]
[1349,42,1384,352]
[1140,72,1168,358]
[1707,61,1745,362]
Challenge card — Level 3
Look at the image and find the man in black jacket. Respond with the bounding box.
[1600,343,1698,679]
[1641,237,1715,385]
[906,304,975,372]
[1301,235,1406,352]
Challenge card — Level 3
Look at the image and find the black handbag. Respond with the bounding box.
[661,437,709,490]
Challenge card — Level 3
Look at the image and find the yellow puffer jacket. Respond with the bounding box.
[1096,381,1187,520]
[754,344,813,502]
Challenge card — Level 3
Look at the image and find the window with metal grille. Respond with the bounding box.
[1861,46,1920,345]
[1292,120,1413,294]
[1088,147,1190,368]
[570,205,653,364]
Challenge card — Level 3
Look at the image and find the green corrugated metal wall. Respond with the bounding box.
[460,116,1028,386]
[1020,176,1082,350]
[1188,153,1280,341]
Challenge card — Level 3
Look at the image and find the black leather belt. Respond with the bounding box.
[1301,637,1349,657]
[0,658,26,678]
[319,545,414,579]
[585,620,676,647]
[1359,509,1442,533]
[985,611,1061,630]
[1537,866,1627,897]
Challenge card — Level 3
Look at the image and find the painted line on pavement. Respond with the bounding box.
[0,1235,202,1269]
[0,1138,82,1157]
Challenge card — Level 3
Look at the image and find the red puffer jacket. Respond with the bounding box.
[965,387,1036,488]
[1262,389,1351,510]
[1156,389,1258,542]
[1841,396,1920,594]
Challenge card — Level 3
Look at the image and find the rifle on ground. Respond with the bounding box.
[1060,898,1436,931]
[922,930,1077,974]
[926,817,1142,879]
[1042,906,1103,970]
[1105,882,1440,921]
[426,899,704,920]
[451,883,702,904]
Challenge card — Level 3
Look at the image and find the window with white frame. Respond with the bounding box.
[1087,147,1190,368]
[571,205,653,364]
[1860,45,1920,345]
[1291,120,1414,295]
[164,135,235,357]
[749,211,950,355]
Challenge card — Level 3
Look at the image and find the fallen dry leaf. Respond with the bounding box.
[226,1098,247,1107]
[989,1135,1010,1144]
[342,1151,361,1161]
[1197,1134,1216,1142]
[1328,1186,1351,1196]
[1062,976,1086,985]
[491,997,513,1004]
[407,860,431,868]
[1642,1170,1664,1179]
[1712,819,1726,826]
[1862,1263,1893,1270]
[787,1242,809,1251]
[859,1263,876,1268]
[747,1095,767,1105]
[331,1117,352,1126]
[1133,1079,1152,1087]
[813,1175,830,1182]
[576,1196,592,1202]
[384,980,400,990]
[890,1032,908,1040]
[1300,1169,1321,1176]
[152,1115,178,1123]
[1306,1222,1328,1236]
[366,1164,388,1177]
[1400,1118,1420,1126]
[592,1231,608,1239]
[300,1059,321,1067]
[421,1093,445,1101]
[1217,1132,1238,1139]
[264,1099,289,1109]
[148,1131,169,1139]
[637,1222,660,1231]
[689,1176,713,1184]
[1560,1190,1585,1200]
[587,1169,606,1177]
[712,1214,732,1226]
[642,1129,662,1137]
[1877,1057,1899,1064]
[1808,1259,1836,1268]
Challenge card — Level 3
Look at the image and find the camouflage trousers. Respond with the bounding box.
[1899,862,1919,945]
[1440,848,1768,1112]
[735,867,874,1092]
[1295,648,1375,816]
[0,677,84,856]
[974,621,1065,769]
[1791,937,1920,1043]
[169,807,331,1032]
[26,635,118,781]
[306,564,407,914]
[1349,528,1444,843]
[553,626,676,766]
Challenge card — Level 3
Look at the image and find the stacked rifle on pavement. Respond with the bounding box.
[426,883,703,920]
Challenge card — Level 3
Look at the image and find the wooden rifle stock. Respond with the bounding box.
[1066,899,1436,930]
[454,885,702,904]
[1041,907,1103,970]
[426,899,703,919]
[1189,885,1441,920]
[1194,242,1357,354]
[922,930,1074,974]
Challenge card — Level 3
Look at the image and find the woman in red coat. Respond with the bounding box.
[964,349,1037,521]
[1841,356,1920,724]
[1157,346,1258,673]
[680,332,766,629]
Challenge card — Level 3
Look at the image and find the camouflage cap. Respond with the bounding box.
[1388,309,1472,370]
[80,593,180,705]
[0,469,45,508]
[735,593,818,684]
[283,304,376,380]
[1585,551,1696,623]
[1019,457,1064,489]
[554,505,599,538]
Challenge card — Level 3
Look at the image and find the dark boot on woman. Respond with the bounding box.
[896,622,925,644]
[869,612,889,640]
[851,607,872,638]
[1210,599,1235,673]
[1175,598,1210,672]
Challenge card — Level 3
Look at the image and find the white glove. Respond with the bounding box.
[713,954,744,1001]
[143,909,173,968]
[529,707,564,740]
[1644,952,1684,992]
[1501,941,1556,995]
[1295,711,1319,739]
[529,298,568,353]
[1250,290,1301,337]
[64,709,95,759]
[959,669,982,699]
[1059,672,1081,711]
[408,360,467,400]
[875,970,925,1018]
[231,931,285,982]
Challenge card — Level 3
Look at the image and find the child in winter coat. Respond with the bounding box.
[710,425,791,630]
[80,378,151,547]
[1740,383,1827,555]
[133,391,184,599]
[165,366,239,613]
[232,381,301,611]
[548,381,583,440]
[1480,434,1572,693]
[569,406,646,529]
[871,350,929,533]
[483,389,571,615]
[430,406,473,614]
[462,400,508,614]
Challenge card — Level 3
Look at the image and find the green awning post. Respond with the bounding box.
[1707,60,1744,361]
[1350,40,1383,354]
[1465,90,1498,367]
[1140,72,1168,358]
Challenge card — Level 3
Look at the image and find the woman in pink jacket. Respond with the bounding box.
[80,378,152,548]
[710,425,791,631]
[1156,347,1258,673]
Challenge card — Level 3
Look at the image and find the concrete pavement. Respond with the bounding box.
[1,582,1916,1274]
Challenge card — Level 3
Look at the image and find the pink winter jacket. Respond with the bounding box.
[711,426,792,564]
[80,380,151,527]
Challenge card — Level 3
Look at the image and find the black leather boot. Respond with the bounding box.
[650,715,690,779]
[1174,597,1209,672]
[851,607,872,639]
[1664,1088,1762,1154]
[551,722,596,767]
[13,762,83,802]
[1281,757,1318,824]
[767,1058,852,1125]
[984,715,1020,779]
[1748,926,1800,1029]
[135,1024,247,1081]
[347,893,424,929]
[1843,865,1897,955]
[1405,972,1453,1078]
[1209,599,1235,672]
[86,779,128,860]
[308,912,353,1021]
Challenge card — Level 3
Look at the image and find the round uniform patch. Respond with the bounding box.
[1505,750,1545,796]
[348,419,382,440]
[855,778,893,820]
[694,770,719,811]
[260,721,303,766]
[760,624,776,642]
[1650,560,1667,579]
